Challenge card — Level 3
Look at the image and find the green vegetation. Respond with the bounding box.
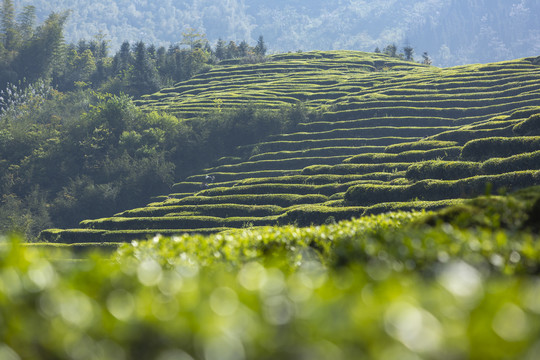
[1,4,540,357]
[0,87,304,240]
[3,185,540,358]
[461,136,540,160]
[345,171,540,205]
[2,48,540,241]
[0,1,268,99]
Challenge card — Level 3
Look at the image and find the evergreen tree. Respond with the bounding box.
[17,5,36,43]
[238,40,250,57]
[119,41,132,66]
[48,12,69,85]
[403,45,414,61]
[164,45,181,81]
[203,41,213,58]
[77,39,89,53]
[90,34,110,88]
[87,40,99,57]
[147,44,156,60]
[215,38,226,60]
[131,41,160,97]
[78,49,97,83]
[113,41,132,76]
[155,46,167,78]
[94,31,108,59]
[225,41,238,59]
[254,35,267,56]
[1,0,18,51]
[383,44,397,58]
[15,11,68,84]
[183,47,208,80]
[61,47,96,89]
[422,52,432,65]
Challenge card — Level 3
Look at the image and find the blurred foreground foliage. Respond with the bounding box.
[2,190,540,359]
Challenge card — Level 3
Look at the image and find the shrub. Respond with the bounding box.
[461,136,540,160]
[80,215,279,231]
[433,127,514,144]
[482,150,540,174]
[363,199,463,215]
[198,183,322,197]
[117,204,284,218]
[509,106,540,119]
[420,186,540,231]
[175,194,329,207]
[406,160,481,180]
[384,140,458,153]
[344,147,461,164]
[302,163,410,175]
[513,113,540,135]
[345,171,540,205]
[208,156,346,173]
[278,205,365,226]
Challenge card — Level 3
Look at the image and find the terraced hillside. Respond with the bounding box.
[41,51,540,243]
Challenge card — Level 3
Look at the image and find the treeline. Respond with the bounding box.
[0,1,268,98]
[374,44,432,65]
[0,85,304,240]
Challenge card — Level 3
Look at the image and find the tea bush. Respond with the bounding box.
[461,136,540,160]
[4,195,540,359]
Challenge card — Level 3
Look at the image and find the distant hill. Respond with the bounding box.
[16,0,540,67]
[41,50,540,243]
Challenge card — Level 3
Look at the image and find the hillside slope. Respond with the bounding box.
[41,51,540,243]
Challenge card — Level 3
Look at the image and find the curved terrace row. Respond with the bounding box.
[41,51,540,243]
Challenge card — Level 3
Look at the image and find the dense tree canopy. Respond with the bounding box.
[0,2,268,98]
[0,81,305,239]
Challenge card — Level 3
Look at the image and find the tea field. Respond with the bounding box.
[41,51,540,243]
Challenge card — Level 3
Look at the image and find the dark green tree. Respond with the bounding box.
[93,31,108,59]
[0,0,18,51]
[61,47,96,89]
[15,11,68,84]
[225,41,238,58]
[131,41,161,97]
[403,45,414,61]
[114,41,132,75]
[255,35,267,56]
[238,40,250,57]
[147,44,156,60]
[16,5,35,43]
[422,52,432,65]
[155,46,167,80]
[215,38,226,60]
[383,43,397,58]
[90,35,110,88]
